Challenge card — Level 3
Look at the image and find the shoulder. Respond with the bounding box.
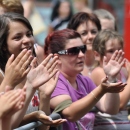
[91,67,106,86]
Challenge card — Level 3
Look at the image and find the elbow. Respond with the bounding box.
[62,109,78,122]
[119,103,126,111]
[103,108,119,115]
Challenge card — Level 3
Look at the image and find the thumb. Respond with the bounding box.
[5,85,11,92]
[101,76,108,83]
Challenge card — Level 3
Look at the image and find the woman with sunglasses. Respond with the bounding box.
[67,12,101,77]
[44,28,126,130]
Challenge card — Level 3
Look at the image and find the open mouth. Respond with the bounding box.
[21,46,33,51]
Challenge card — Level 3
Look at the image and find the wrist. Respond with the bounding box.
[25,81,37,91]
[1,79,14,91]
[107,76,117,83]
[98,84,108,94]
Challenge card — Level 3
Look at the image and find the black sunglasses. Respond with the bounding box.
[57,45,87,55]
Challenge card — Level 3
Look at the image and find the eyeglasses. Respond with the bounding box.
[57,45,87,55]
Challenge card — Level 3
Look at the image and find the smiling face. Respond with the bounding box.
[7,21,35,58]
[58,38,85,76]
[76,20,98,50]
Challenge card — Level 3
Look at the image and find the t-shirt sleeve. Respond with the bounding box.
[51,79,70,98]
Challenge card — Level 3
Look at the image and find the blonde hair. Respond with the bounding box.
[94,9,117,31]
[0,0,24,15]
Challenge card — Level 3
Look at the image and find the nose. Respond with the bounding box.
[88,32,93,39]
[22,35,31,44]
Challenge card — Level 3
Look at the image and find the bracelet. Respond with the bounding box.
[90,91,98,101]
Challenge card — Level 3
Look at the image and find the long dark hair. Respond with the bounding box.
[50,0,73,22]
[0,12,34,71]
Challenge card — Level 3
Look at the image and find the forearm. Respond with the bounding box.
[39,92,50,115]
[19,111,38,126]
[62,86,105,122]
[102,93,120,114]
[11,82,36,129]
[38,93,51,130]
[0,78,14,92]
[1,117,12,130]
[119,77,130,110]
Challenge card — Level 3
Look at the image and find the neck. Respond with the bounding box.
[61,71,77,83]
[85,51,95,67]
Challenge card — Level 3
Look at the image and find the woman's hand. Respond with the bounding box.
[39,71,59,97]
[35,110,66,127]
[3,49,33,89]
[26,54,58,89]
[100,77,126,93]
[0,86,26,118]
[103,50,125,82]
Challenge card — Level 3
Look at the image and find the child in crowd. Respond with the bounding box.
[91,29,130,130]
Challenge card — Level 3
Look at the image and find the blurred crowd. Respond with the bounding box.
[0,0,130,130]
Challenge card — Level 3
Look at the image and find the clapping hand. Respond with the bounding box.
[3,49,33,89]
[100,77,126,93]
[26,54,58,89]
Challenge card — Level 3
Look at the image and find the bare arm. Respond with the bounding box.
[51,77,124,122]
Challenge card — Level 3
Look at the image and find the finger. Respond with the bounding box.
[6,54,15,67]
[5,85,12,92]
[49,69,59,80]
[21,56,33,69]
[114,50,122,61]
[117,51,124,63]
[110,50,118,60]
[101,76,108,83]
[22,65,31,76]
[48,61,58,73]
[41,54,53,66]
[120,58,126,67]
[18,50,32,67]
[13,49,28,64]
[46,56,58,70]
[30,57,37,69]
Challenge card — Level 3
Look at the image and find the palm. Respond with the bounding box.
[39,72,59,96]
[27,54,58,89]
[103,59,121,77]
[103,50,125,78]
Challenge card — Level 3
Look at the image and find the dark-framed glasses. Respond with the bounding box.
[57,45,87,55]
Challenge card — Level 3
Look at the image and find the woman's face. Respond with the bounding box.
[7,21,35,57]
[59,38,85,75]
[58,1,71,17]
[104,38,123,61]
[76,21,98,50]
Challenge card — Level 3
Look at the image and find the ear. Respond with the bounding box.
[94,51,100,61]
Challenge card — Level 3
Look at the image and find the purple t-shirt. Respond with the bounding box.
[51,73,96,130]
